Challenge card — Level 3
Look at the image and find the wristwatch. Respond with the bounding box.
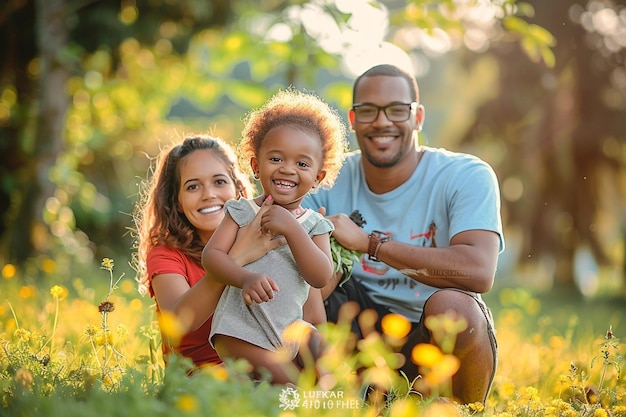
[368,230,390,262]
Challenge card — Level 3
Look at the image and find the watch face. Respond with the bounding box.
[372,230,390,240]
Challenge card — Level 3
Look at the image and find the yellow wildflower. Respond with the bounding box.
[389,398,420,417]
[116,324,128,339]
[176,394,199,413]
[593,408,608,417]
[549,335,564,350]
[424,311,467,353]
[557,374,570,386]
[14,328,31,342]
[129,298,144,311]
[552,398,574,414]
[425,312,468,336]
[412,343,443,367]
[362,363,395,389]
[501,382,516,397]
[411,343,459,386]
[103,370,122,388]
[613,405,626,416]
[158,310,185,347]
[200,364,229,381]
[282,320,312,345]
[19,285,36,299]
[544,406,557,417]
[95,330,114,346]
[101,258,114,271]
[120,280,134,294]
[520,386,540,402]
[2,263,16,279]
[468,402,484,413]
[49,285,65,299]
[381,313,411,339]
[41,258,56,274]
[426,354,460,386]
[526,298,541,315]
[84,324,98,337]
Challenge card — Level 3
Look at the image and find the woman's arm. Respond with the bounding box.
[203,213,279,305]
[152,205,287,331]
[202,214,251,287]
[152,272,223,332]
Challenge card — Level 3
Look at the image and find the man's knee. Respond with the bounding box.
[424,290,486,326]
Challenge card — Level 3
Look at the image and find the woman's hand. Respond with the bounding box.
[228,196,287,266]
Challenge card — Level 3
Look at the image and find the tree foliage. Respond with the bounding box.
[2,0,591,293]
[459,0,626,293]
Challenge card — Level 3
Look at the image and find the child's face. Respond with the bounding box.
[177,149,238,243]
[252,125,326,210]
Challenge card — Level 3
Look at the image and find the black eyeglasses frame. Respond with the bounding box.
[351,102,419,123]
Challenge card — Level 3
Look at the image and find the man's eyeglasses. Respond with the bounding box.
[351,102,418,123]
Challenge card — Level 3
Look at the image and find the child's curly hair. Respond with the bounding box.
[238,88,348,189]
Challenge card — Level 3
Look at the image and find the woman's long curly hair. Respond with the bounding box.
[132,135,252,290]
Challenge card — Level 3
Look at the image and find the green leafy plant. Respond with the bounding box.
[330,210,366,287]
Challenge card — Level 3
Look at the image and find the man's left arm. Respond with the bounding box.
[373,229,500,293]
[326,216,499,293]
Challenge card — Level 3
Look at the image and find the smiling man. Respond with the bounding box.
[303,64,505,404]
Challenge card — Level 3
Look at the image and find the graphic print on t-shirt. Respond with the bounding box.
[361,221,438,277]
[410,221,438,248]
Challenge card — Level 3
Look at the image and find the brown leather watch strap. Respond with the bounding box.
[368,230,389,261]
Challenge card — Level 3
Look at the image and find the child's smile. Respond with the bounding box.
[252,125,326,211]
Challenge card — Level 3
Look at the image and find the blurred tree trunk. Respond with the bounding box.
[461,0,625,294]
[8,0,69,262]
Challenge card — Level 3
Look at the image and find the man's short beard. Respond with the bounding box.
[364,149,402,168]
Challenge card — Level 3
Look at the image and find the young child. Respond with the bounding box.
[133,135,292,367]
[202,89,348,384]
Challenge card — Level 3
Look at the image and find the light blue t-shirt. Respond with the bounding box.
[302,147,504,322]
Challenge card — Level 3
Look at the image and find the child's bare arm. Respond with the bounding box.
[260,206,333,288]
[293,233,333,288]
[202,214,279,302]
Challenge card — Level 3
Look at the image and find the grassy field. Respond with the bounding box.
[1,257,624,416]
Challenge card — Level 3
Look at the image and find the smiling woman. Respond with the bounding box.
[176,147,245,243]
[131,134,285,368]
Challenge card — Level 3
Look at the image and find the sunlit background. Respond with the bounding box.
[0,2,625,414]
[0,0,625,306]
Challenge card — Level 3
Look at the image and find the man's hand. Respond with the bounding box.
[326,213,369,254]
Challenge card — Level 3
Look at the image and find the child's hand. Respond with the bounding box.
[241,272,279,305]
[260,196,297,236]
[229,196,287,266]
